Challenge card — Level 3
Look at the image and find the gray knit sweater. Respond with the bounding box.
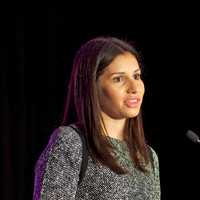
[33,125,160,199]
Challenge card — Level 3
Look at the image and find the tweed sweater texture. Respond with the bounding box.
[33,125,160,199]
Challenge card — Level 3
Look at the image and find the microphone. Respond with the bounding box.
[186,130,200,144]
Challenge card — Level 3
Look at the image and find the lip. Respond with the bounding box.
[124,97,141,108]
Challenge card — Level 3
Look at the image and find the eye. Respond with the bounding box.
[133,73,141,80]
[112,76,124,83]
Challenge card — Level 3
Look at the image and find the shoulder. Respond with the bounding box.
[36,124,83,167]
[33,125,83,198]
[148,146,159,163]
[147,146,160,174]
[55,125,82,147]
[49,126,81,149]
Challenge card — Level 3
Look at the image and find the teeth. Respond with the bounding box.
[129,99,137,103]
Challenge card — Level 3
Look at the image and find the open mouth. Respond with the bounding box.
[124,98,140,108]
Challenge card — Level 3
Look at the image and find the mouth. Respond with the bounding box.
[124,98,140,108]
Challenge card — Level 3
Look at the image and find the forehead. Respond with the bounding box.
[104,52,140,74]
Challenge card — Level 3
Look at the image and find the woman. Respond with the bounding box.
[33,37,160,199]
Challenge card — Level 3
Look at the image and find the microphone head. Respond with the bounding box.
[186,130,200,143]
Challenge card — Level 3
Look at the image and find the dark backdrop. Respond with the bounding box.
[1,5,200,200]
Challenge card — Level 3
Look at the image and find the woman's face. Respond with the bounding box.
[97,52,145,120]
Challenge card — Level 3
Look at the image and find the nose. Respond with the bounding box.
[127,79,137,94]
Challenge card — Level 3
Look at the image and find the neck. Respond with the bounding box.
[101,112,127,140]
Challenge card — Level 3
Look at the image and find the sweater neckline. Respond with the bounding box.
[107,136,127,145]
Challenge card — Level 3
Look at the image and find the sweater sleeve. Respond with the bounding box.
[149,147,161,199]
[33,126,83,200]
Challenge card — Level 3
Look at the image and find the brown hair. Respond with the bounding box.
[62,37,150,174]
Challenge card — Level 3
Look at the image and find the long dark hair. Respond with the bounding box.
[62,37,150,174]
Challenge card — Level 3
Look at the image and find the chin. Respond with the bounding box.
[125,110,140,118]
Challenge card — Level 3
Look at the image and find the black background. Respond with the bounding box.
[1,4,200,199]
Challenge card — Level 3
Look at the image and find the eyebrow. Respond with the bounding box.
[110,69,141,76]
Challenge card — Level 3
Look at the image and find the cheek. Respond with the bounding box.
[138,81,145,96]
[99,86,122,105]
[102,87,117,100]
[142,84,145,95]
